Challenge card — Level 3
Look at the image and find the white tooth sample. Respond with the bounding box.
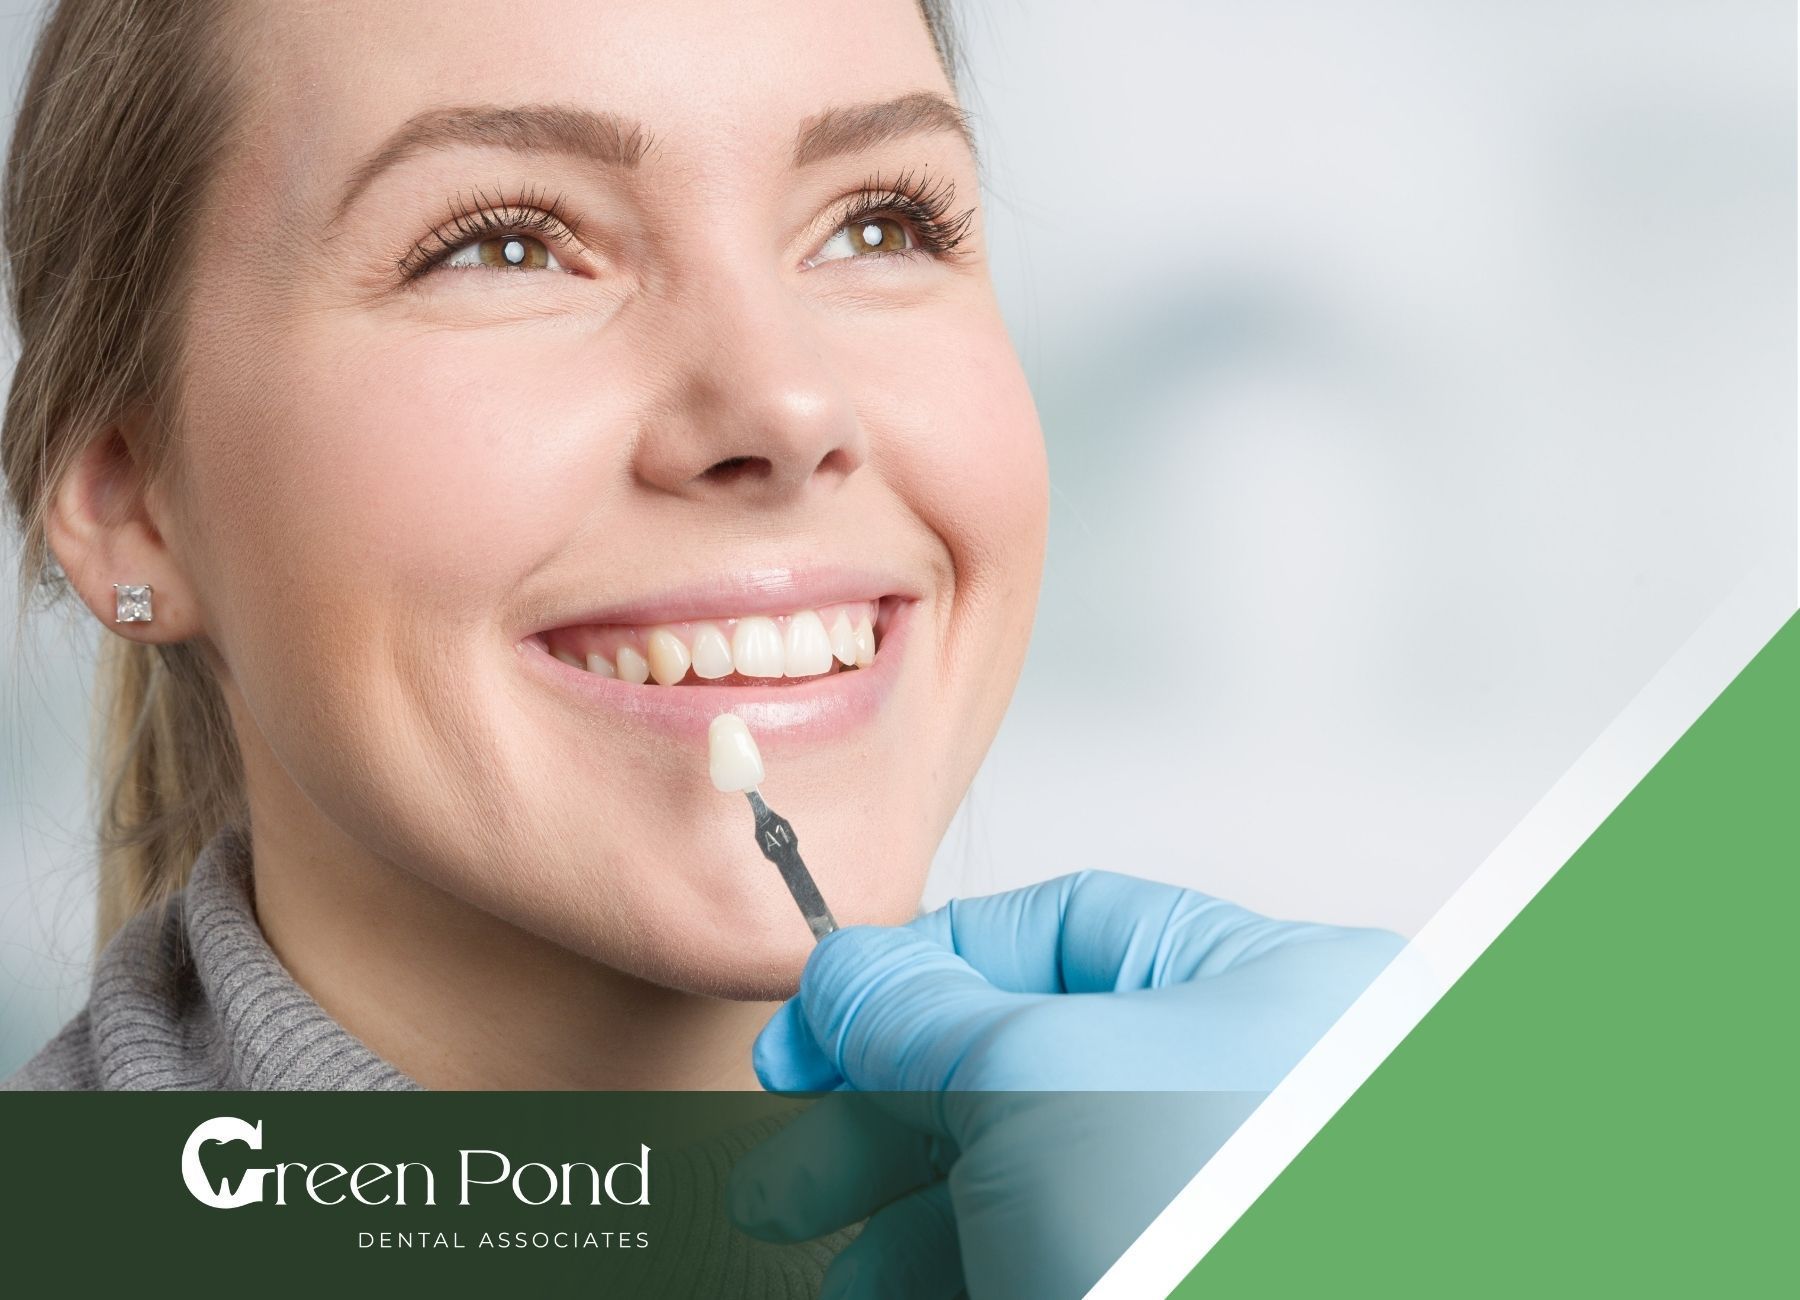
[731,616,785,677]
[828,611,858,666]
[784,609,834,677]
[853,614,875,667]
[708,713,765,793]
[615,644,650,684]
[552,646,584,669]
[585,652,617,678]
[646,627,692,685]
[690,623,734,679]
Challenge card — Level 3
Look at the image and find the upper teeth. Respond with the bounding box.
[546,600,880,684]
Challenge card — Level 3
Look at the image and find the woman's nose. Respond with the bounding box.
[630,270,869,505]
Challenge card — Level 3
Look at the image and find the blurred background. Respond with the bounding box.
[3,0,1794,1074]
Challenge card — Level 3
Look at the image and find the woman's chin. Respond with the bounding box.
[633,932,819,1003]
[524,859,917,1003]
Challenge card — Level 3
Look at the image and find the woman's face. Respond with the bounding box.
[162,0,1046,997]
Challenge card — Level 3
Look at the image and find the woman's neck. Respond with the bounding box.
[244,788,779,1091]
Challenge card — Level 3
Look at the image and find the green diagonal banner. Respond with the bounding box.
[1171,607,1798,1296]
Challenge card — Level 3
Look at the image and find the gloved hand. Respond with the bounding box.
[754,868,1406,1092]
[729,870,1405,1299]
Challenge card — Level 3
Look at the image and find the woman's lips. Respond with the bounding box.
[519,595,916,748]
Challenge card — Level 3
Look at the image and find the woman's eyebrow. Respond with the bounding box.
[326,91,975,231]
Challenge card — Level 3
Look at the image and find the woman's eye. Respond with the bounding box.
[810,215,915,265]
[439,232,566,272]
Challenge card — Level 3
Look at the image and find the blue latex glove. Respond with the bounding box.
[730,870,1405,1299]
[753,868,1406,1092]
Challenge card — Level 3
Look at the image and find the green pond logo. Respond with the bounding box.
[180,1117,652,1210]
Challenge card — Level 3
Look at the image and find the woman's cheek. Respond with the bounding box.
[278,330,597,578]
[906,319,1049,589]
[174,327,566,775]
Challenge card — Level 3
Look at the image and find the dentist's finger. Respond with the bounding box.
[815,1179,962,1300]
[728,1093,945,1242]
[753,997,843,1093]
[907,870,1358,992]
[797,925,1023,1092]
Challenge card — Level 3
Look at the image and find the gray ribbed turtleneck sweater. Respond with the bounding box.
[4,820,415,1090]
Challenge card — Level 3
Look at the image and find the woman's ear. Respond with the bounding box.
[44,412,203,644]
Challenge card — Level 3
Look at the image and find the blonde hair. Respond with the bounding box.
[3,0,964,952]
[4,0,248,948]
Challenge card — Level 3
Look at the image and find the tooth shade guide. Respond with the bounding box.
[709,713,765,792]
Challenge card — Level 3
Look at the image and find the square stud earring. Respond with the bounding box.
[114,583,154,623]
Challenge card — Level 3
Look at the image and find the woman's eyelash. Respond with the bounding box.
[829,167,978,263]
[396,183,583,282]
[397,170,977,284]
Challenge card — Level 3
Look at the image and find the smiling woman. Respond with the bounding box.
[0,0,1046,1096]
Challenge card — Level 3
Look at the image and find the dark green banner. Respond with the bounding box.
[1,1089,1262,1297]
